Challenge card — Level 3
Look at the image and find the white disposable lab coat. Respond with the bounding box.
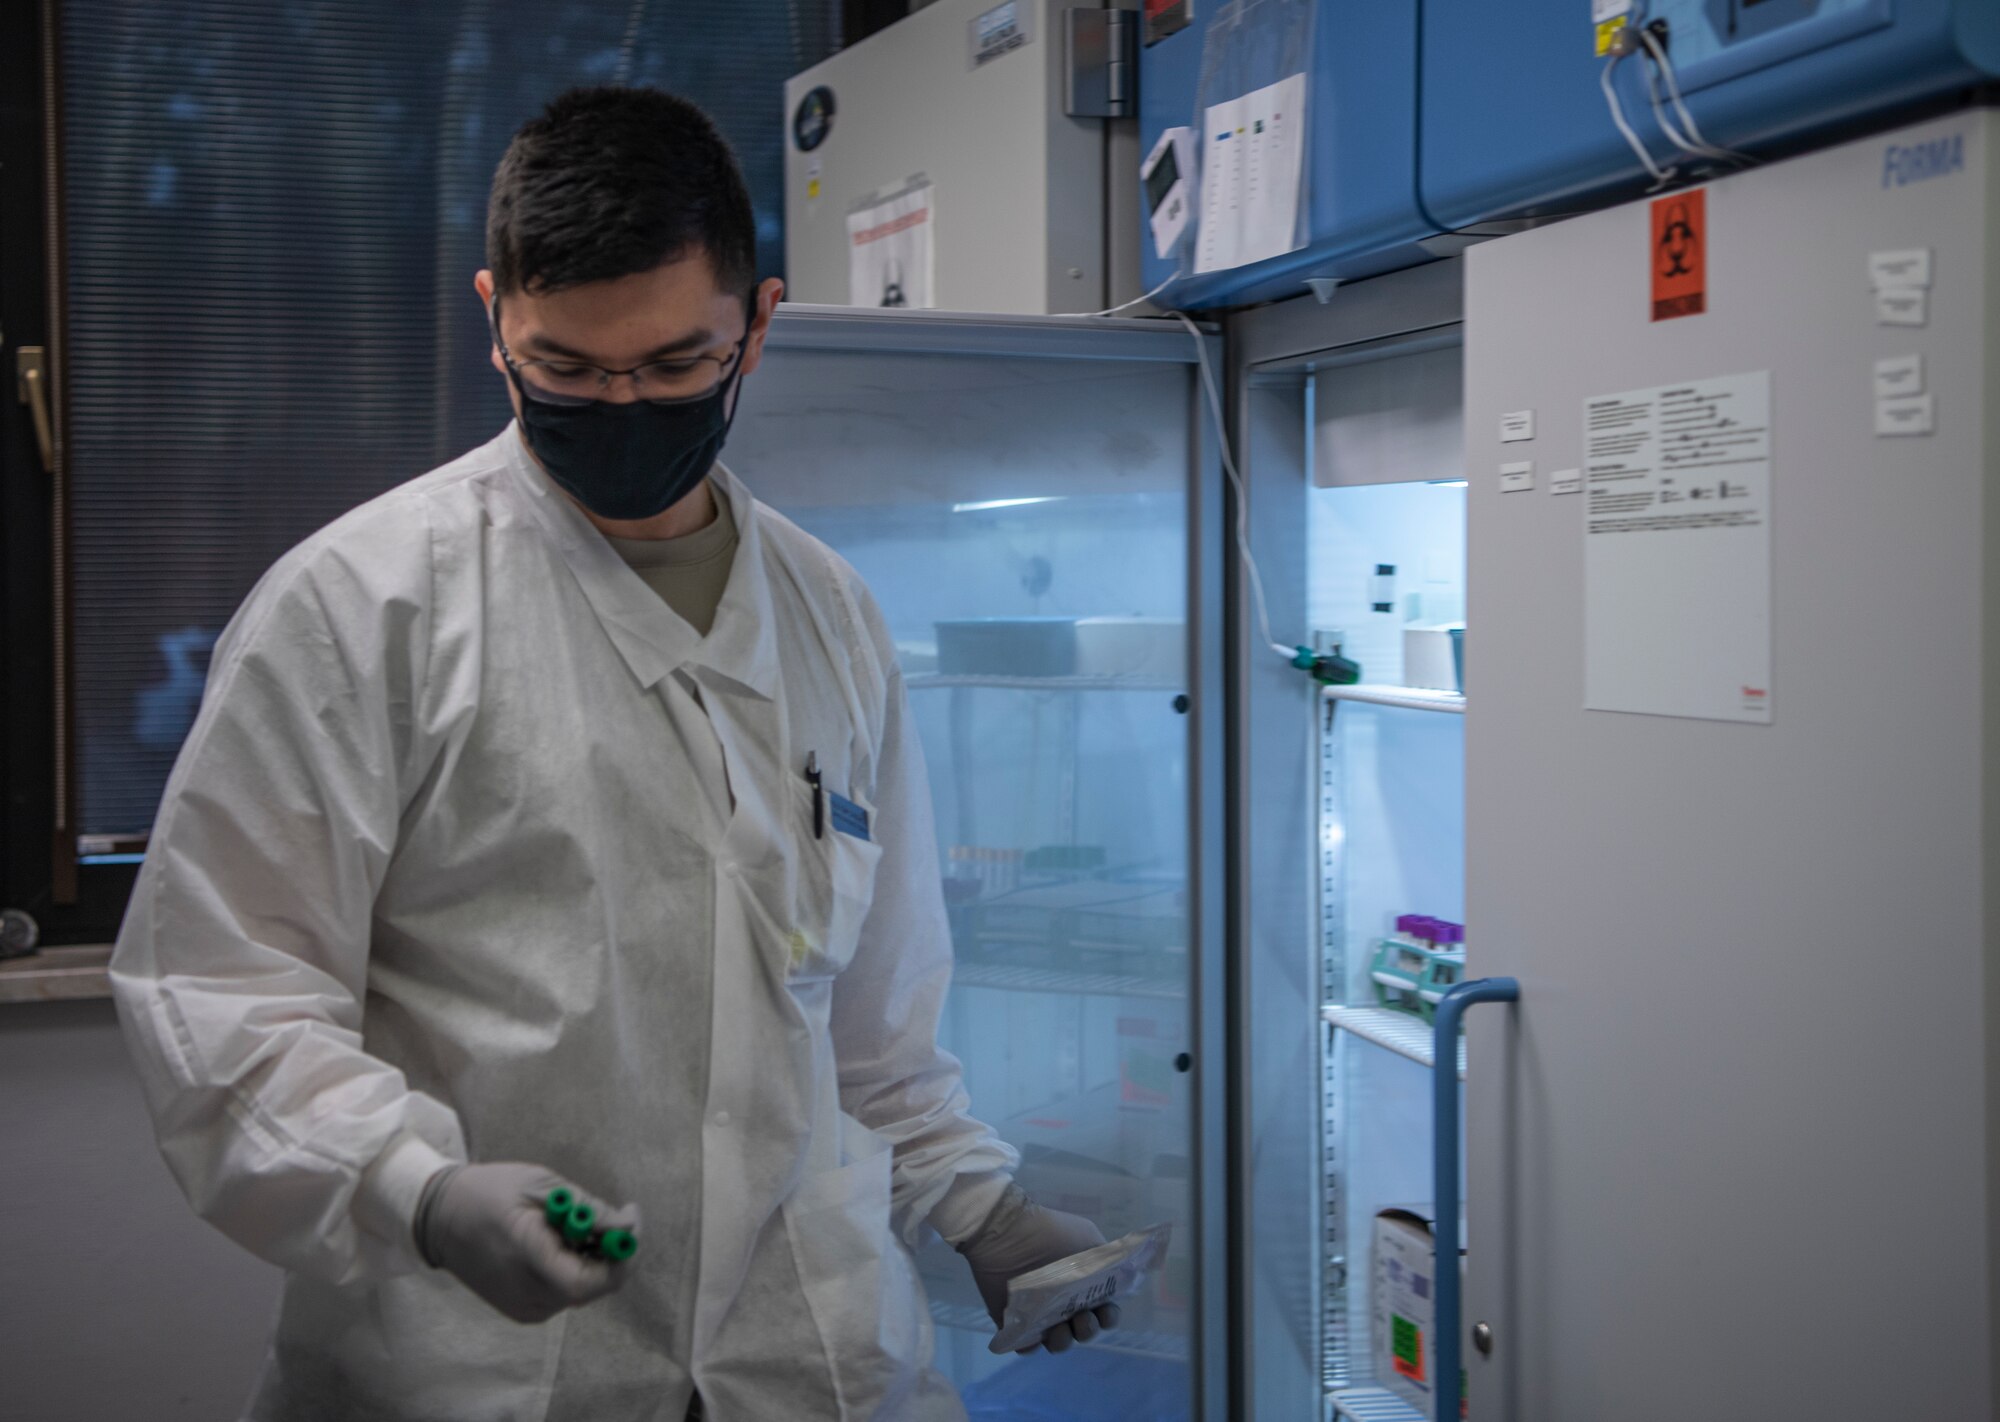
[111,429,1018,1421]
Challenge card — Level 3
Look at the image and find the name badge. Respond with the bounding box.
[828,791,870,842]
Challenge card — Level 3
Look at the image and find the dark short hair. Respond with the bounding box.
[486,86,756,297]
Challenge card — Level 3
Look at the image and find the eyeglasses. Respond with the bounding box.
[489,292,750,408]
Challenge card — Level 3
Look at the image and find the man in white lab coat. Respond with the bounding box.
[110,86,1117,1421]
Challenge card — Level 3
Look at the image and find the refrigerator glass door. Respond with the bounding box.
[727,306,1218,1419]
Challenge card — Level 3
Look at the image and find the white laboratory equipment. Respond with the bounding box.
[740,101,2000,1422]
[782,0,1142,314]
[1461,108,2000,1421]
[1230,105,2000,1422]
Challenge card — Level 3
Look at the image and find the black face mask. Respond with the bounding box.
[514,365,742,522]
[493,295,750,522]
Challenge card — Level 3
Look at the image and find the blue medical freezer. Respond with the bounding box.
[1136,1,1438,311]
[1144,0,2000,312]
[1421,0,2000,229]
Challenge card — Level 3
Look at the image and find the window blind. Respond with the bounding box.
[62,0,835,836]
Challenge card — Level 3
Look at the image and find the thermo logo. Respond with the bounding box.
[1882,135,1965,188]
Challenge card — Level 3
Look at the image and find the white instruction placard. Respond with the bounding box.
[1876,287,1928,327]
[1584,371,1772,724]
[1868,248,1932,290]
[1194,73,1307,274]
[847,178,935,310]
[1873,353,1924,399]
[1875,393,1935,436]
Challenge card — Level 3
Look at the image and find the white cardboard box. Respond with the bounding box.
[1402,625,1464,693]
[1371,1206,1467,1420]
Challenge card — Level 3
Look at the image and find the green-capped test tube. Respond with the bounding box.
[544,1187,576,1229]
[598,1227,640,1262]
[561,1200,597,1246]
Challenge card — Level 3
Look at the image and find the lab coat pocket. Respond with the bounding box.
[782,1119,933,1420]
[788,778,883,980]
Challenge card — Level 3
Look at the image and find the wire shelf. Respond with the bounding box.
[1322,1004,1467,1080]
[954,959,1186,1000]
[1322,684,1466,715]
[1329,1384,1429,1422]
[928,1298,1190,1364]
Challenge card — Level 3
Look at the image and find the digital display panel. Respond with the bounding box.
[1145,144,1180,212]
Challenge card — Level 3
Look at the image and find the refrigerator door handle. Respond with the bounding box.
[1434,976,1520,1422]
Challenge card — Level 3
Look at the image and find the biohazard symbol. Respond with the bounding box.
[1657,202,1699,279]
[1650,188,1706,321]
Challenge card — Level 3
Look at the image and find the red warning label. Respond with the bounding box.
[1651,189,1706,321]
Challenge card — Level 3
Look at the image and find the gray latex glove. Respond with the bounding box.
[956,1184,1123,1355]
[415,1162,640,1324]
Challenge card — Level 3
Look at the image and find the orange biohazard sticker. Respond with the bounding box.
[1651,189,1706,321]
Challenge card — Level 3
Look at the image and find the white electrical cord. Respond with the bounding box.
[1599,49,1678,190]
[1172,311,1296,664]
[1057,269,1182,319]
[1635,25,1756,167]
[1642,59,1715,164]
[1055,269,1300,665]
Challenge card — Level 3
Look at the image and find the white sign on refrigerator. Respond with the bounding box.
[1583,371,1773,724]
[847,177,936,310]
[1193,73,1307,274]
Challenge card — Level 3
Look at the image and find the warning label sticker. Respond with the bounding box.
[1651,189,1707,321]
[1593,0,1632,54]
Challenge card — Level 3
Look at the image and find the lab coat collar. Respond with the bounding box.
[500,425,780,701]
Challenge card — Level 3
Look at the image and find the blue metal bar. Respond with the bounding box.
[1433,976,1519,1422]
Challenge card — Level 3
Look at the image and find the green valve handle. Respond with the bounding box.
[1293,645,1362,686]
[598,1228,640,1262]
[544,1187,576,1228]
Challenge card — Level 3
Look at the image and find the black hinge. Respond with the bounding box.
[1065,9,1137,119]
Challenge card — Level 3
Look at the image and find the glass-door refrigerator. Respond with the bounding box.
[1224,262,1474,1422]
[728,307,1227,1422]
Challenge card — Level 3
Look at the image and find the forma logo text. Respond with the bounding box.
[1882,134,1965,188]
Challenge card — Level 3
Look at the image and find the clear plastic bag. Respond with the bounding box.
[1189,0,1317,272]
[988,1222,1175,1354]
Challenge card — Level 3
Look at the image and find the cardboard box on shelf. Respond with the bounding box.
[1371,1206,1467,1420]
